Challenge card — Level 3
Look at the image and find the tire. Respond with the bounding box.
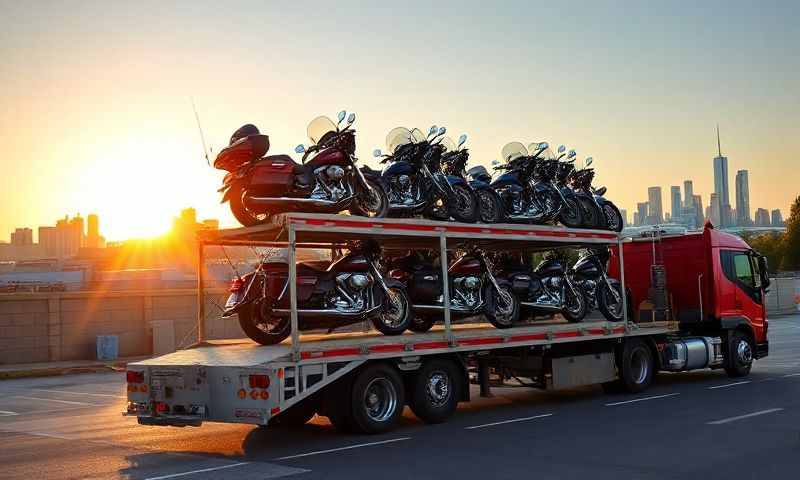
[601,202,624,232]
[349,363,405,434]
[237,300,290,345]
[409,358,461,424]
[615,339,655,393]
[561,285,587,323]
[409,315,436,333]
[484,284,520,329]
[558,197,584,228]
[350,177,389,218]
[325,376,355,433]
[723,330,753,378]
[229,185,272,227]
[448,183,479,223]
[598,280,625,322]
[476,189,504,224]
[370,286,412,336]
[577,196,600,229]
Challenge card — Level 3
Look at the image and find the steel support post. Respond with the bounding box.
[197,241,206,344]
[439,233,452,342]
[618,237,629,330]
[288,226,300,361]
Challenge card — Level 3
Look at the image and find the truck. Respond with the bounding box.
[124,214,770,434]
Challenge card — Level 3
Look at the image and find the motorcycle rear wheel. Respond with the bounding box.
[558,197,584,229]
[449,184,479,223]
[229,186,272,227]
[602,203,624,232]
[238,300,291,345]
[476,189,504,224]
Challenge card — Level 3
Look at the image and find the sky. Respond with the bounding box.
[1,0,798,241]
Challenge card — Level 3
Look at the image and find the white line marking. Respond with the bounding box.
[758,378,776,382]
[465,413,553,430]
[15,396,104,406]
[0,410,18,416]
[274,437,411,460]
[707,408,784,425]
[144,462,251,480]
[708,381,752,390]
[605,393,680,406]
[31,388,125,399]
[783,373,800,378]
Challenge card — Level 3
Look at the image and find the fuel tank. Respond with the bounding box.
[450,255,482,276]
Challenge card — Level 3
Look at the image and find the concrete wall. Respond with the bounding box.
[766,277,799,316]
[0,289,242,364]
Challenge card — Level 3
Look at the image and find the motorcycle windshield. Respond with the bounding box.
[440,136,457,152]
[386,127,414,153]
[528,143,554,160]
[307,116,338,145]
[501,141,528,162]
[411,128,427,144]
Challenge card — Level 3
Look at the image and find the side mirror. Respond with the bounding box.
[585,157,593,166]
[567,150,576,159]
[373,149,382,158]
[295,144,306,154]
[538,142,549,150]
[438,127,447,135]
[557,145,566,154]
[458,134,467,147]
[428,125,438,137]
[347,113,356,125]
[337,110,346,124]
[491,160,500,166]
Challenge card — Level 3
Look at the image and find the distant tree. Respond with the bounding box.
[780,195,800,271]
[746,232,785,274]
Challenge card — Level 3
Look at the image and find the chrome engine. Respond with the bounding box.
[311,165,350,202]
[534,276,562,306]
[451,276,482,309]
[327,273,374,312]
[389,174,416,205]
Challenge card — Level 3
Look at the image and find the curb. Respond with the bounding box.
[0,361,130,381]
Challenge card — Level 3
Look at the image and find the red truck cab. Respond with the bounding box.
[610,223,770,374]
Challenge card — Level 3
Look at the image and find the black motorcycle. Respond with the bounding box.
[373,126,479,223]
[571,247,625,321]
[222,241,412,345]
[490,142,577,226]
[496,251,587,322]
[569,157,624,232]
[387,247,520,331]
[439,134,505,223]
[214,111,389,226]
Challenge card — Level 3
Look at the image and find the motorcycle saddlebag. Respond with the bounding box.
[213,134,270,171]
[247,155,295,197]
[410,270,441,303]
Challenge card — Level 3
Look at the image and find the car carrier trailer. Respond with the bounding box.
[125,214,768,434]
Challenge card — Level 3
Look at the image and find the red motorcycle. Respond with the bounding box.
[214,111,389,226]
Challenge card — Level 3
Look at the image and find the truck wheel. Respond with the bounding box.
[409,315,435,333]
[325,376,355,433]
[724,331,753,378]
[349,364,405,434]
[616,339,654,393]
[409,358,460,424]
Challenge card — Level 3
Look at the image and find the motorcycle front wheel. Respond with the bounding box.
[559,197,584,229]
[350,178,389,218]
[577,197,600,229]
[371,286,412,335]
[561,286,587,323]
[237,300,291,345]
[598,281,625,321]
[485,284,520,329]
[448,184,479,223]
[476,189,504,224]
[229,186,272,227]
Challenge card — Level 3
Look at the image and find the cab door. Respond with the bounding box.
[721,250,766,343]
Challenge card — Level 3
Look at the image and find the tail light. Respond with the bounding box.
[229,277,245,293]
[249,374,269,389]
[155,402,169,413]
[127,370,144,384]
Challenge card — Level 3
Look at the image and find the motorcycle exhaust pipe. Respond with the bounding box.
[271,305,381,318]
[243,195,353,210]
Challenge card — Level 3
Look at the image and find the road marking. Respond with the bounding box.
[604,393,680,406]
[708,381,751,390]
[0,410,18,416]
[783,373,800,378]
[144,462,251,480]
[15,396,105,407]
[758,378,776,382]
[273,437,411,460]
[707,408,784,425]
[465,413,553,430]
[31,388,125,399]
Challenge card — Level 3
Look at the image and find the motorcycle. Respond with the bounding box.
[549,147,585,229]
[570,246,625,321]
[373,126,479,223]
[214,110,389,226]
[386,246,520,332]
[496,251,587,322]
[569,157,624,232]
[490,142,578,226]
[440,134,505,223]
[222,241,412,345]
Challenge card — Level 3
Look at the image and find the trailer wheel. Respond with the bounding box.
[615,339,654,393]
[326,376,355,433]
[349,363,405,434]
[409,358,460,424]
[724,330,753,378]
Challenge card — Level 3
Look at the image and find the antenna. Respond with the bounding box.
[716,123,722,157]
[191,97,210,166]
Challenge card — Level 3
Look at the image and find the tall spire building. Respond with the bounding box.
[712,125,731,227]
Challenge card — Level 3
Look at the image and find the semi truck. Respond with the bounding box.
[124,214,770,434]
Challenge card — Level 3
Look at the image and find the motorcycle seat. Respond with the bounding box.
[595,186,607,196]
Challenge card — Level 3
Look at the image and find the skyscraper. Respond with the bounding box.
[636,202,649,226]
[709,193,721,226]
[683,180,694,208]
[693,195,704,227]
[755,208,770,226]
[647,187,663,224]
[713,125,731,226]
[85,213,105,249]
[734,170,751,226]
[670,186,681,222]
[619,209,628,227]
[771,209,784,226]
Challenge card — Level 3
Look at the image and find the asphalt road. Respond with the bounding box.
[2,316,799,480]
